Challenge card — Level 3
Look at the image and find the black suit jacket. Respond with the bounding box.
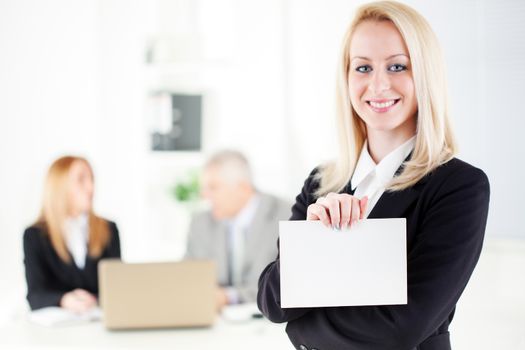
[257,158,490,350]
[23,220,121,310]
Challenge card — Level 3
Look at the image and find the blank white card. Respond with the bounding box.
[279,219,407,308]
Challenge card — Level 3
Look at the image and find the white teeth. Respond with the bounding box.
[369,100,396,109]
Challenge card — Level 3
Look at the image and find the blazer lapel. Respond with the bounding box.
[367,185,421,219]
[61,251,85,286]
[362,151,426,220]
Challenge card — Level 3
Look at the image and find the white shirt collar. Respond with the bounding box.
[351,135,416,191]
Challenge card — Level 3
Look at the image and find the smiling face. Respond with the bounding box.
[348,20,417,139]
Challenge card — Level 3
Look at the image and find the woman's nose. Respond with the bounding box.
[368,69,391,95]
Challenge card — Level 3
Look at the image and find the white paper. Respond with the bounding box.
[279,219,407,308]
[28,307,102,327]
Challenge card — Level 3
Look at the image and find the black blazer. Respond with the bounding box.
[23,220,121,310]
[257,157,490,350]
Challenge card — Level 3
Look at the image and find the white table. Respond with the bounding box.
[2,239,524,349]
[0,314,293,349]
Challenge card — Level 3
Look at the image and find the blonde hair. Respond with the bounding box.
[315,0,457,197]
[35,156,110,263]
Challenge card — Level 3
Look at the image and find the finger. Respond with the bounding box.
[349,197,360,228]
[84,300,97,310]
[308,203,331,227]
[315,197,334,227]
[73,289,91,302]
[75,289,89,297]
[339,194,352,230]
[307,203,322,221]
[83,294,97,307]
[329,199,341,229]
[75,290,90,302]
[322,195,341,229]
[81,290,97,303]
[359,196,369,220]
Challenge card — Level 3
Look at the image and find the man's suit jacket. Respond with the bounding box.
[185,193,291,303]
[23,221,121,310]
[258,158,490,350]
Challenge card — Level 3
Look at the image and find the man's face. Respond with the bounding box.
[201,165,246,220]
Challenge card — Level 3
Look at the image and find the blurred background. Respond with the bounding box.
[0,0,524,348]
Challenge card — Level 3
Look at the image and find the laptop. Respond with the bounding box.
[98,259,216,330]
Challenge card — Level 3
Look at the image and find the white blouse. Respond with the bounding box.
[63,214,89,269]
[350,136,416,218]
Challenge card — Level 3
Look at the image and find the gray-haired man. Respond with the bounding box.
[185,150,291,309]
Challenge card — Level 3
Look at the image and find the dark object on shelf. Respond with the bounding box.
[151,93,202,151]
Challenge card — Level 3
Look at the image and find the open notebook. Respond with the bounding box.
[28,307,102,327]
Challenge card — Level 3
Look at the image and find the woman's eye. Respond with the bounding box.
[356,65,372,73]
[388,64,407,72]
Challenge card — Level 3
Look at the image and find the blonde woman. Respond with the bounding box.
[23,156,120,313]
[258,2,490,349]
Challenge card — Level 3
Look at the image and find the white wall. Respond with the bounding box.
[0,0,524,317]
[285,0,525,238]
[0,0,101,314]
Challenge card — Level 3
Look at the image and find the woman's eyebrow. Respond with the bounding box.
[350,53,409,62]
[386,53,409,60]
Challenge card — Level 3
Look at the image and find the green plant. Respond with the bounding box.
[172,171,200,203]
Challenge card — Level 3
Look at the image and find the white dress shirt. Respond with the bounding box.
[351,136,416,218]
[63,214,89,269]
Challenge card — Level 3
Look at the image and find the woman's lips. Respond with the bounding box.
[366,98,400,113]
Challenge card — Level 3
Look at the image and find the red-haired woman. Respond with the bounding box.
[23,156,120,313]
